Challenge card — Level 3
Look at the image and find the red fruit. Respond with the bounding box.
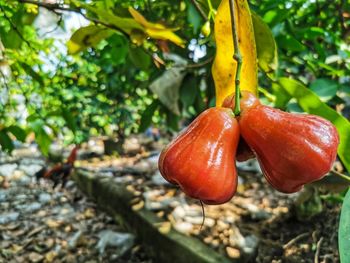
[222,91,259,162]
[236,138,255,162]
[238,94,339,193]
[222,90,260,112]
[158,108,239,205]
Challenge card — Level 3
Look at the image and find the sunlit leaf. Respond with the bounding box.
[278,77,350,173]
[263,9,289,26]
[128,7,167,30]
[252,12,278,78]
[128,7,185,47]
[212,0,258,106]
[271,82,291,109]
[81,4,143,34]
[67,25,114,54]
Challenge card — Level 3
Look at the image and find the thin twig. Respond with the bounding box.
[190,0,208,20]
[0,69,9,90]
[18,0,74,12]
[199,200,205,231]
[40,15,63,38]
[17,0,127,36]
[228,0,242,115]
[186,56,214,68]
[330,169,350,183]
[18,0,211,71]
[314,237,324,263]
[283,232,309,249]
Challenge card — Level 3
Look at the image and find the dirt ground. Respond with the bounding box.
[79,136,342,263]
[0,137,341,262]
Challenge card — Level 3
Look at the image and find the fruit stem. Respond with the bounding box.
[229,0,242,116]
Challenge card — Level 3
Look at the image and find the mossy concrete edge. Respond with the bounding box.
[73,170,235,263]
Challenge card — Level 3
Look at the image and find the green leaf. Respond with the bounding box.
[252,12,278,77]
[165,109,180,131]
[278,78,350,173]
[271,82,291,109]
[310,78,338,101]
[20,63,44,86]
[180,74,198,108]
[108,35,129,65]
[276,35,305,52]
[339,189,350,263]
[67,25,114,55]
[262,9,289,27]
[62,108,77,134]
[29,119,52,156]
[139,100,159,133]
[298,27,325,40]
[36,130,51,156]
[339,84,350,94]
[187,0,203,34]
[0,130,14,152]
[81,4,143,34]
[6,125,27,142]
[128,45,151,70]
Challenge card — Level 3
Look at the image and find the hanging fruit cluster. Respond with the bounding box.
[158,0,340,205]
[158,91,339,204]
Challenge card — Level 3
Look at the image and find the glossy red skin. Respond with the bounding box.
[239,104,340,193]
[236,138,255,162]
[222,91,259,162]
[158,108,239,205]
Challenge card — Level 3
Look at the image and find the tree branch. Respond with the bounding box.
[0,5,34,50]
[17,0,127,36]
[190,0,208,20]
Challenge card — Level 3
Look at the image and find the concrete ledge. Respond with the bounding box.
[73,170,234,263]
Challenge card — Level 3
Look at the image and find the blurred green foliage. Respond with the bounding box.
[0,0,349,160]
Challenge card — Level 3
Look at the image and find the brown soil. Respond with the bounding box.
[78,138,341,263]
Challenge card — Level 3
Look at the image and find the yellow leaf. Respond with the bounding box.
[128,7,185,48]
[146,28,185,48]
[129,7,168,30]
[212,0,258,106]
[67,25,114,55]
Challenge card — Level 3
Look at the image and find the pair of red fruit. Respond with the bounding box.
[158,91,339,205]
